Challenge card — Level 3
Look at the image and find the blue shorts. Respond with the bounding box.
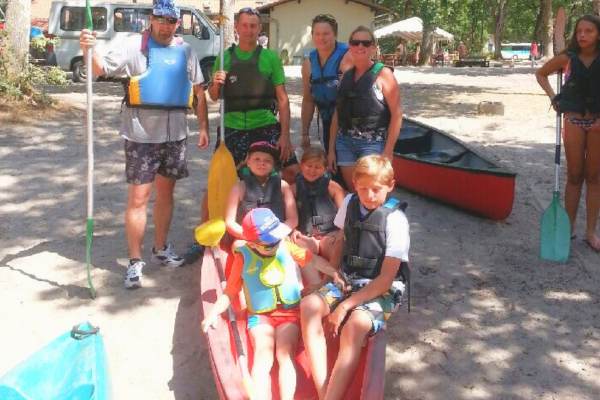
[335,135,384,167]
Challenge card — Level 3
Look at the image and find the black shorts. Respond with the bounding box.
[124,139,188,184]
[215,123,298,168]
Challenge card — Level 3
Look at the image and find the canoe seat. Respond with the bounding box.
[395,125,432,154]
[416,149,467,164]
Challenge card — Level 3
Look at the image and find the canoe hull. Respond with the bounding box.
[200,247,386,400]
[394,118,516,220]
[0,322,110,400]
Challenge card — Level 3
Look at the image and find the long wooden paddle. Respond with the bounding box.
[84,0,97,298]
[540,7,570,262]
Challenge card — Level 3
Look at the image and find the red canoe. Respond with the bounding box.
[393,118,516,220]
[200,246,387,400]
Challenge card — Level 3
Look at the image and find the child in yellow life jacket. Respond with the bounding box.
[224,141,298,239]
[291,146,345,262]
[202,208,346,400]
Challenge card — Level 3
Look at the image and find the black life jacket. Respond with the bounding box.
[343,194,407,280]
[223,45,276,113]
[295,174,337,236]
[337,62,391,135]
[558,51,600,114]
[238,169,285,222]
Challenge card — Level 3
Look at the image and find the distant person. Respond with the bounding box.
[457,41,468,59]
[535,15,600,252]
[395,39,406,65]
[258,31,269,48]
[530,40,539,67]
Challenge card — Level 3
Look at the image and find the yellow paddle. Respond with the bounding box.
[197,14,254,399]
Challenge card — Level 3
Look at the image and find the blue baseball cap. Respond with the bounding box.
[242,208,291,245]
[153,0,180,19]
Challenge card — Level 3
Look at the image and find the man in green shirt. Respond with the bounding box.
[208,7,298,182]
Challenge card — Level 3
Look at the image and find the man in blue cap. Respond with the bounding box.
[79,0,210,289]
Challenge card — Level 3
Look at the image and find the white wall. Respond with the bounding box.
[268,0,376,64]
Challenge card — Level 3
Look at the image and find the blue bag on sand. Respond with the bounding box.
[0,322,110,400]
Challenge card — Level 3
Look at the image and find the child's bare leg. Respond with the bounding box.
[250,324,276,400]
[275,322,300,400]
[325,311,372,400]
[300,293,330,399]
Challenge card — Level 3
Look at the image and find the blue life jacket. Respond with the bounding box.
[309,42,348,122]
[126,36,193,109]
[237,242,302,314]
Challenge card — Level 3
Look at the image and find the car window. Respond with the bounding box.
[60,6,107,31]
[114,8,151,33]
[178,10,208,37]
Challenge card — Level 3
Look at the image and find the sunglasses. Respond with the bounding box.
[349,39,373,47]
[154,16,178,25]
[252,241,280,253]
[239,7,260,17]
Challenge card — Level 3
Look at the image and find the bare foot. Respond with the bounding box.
[584,234,600,252]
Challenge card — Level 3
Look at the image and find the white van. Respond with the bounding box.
[48,1,219,82]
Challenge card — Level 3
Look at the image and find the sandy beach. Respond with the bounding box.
[1,64,599,399]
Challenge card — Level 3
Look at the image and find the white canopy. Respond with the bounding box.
[374,17,454,42]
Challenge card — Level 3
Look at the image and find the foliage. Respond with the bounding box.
[0,29,67,106]
[375,0,597,55]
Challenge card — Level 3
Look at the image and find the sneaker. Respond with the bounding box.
[152,243,185,267]
[184,243,205,266]
[125,259,145,289]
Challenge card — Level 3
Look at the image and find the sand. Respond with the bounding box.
[1,64,599,400]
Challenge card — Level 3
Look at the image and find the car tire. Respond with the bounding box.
[200,58,215,84]
[72,59,86,83]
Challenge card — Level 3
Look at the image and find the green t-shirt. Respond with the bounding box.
[213,46,286,130]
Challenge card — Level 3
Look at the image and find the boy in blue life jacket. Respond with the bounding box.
[202,208,346,400]
[224,141,298,239]
[300,154,410,400]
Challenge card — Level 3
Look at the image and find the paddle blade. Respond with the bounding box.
[540,193,571,262]
[207,143,237,220]
[195,219,226,247]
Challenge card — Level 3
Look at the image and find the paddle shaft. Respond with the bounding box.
[85,0,96,299]
[212,247,254,399]
[219,23,225,143]
[554,71,562,193]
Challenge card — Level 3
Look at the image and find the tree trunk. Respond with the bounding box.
[220,0,235,49]
[594,0,600,16]
[5,0,31,74]
[539,0,552,57]
[493,0,508,59]
[418,22,434,66]
[534,0,543,42]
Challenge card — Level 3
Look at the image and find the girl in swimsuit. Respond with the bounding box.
[536,15,600,251]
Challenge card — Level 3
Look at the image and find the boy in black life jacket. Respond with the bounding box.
[224,141,298,240]
[300,155,410,400]
[291,146,345,263]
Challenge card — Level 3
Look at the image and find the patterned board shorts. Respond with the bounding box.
[216,123,298,168]
[317,280,405,334]
[124,139,188,184]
